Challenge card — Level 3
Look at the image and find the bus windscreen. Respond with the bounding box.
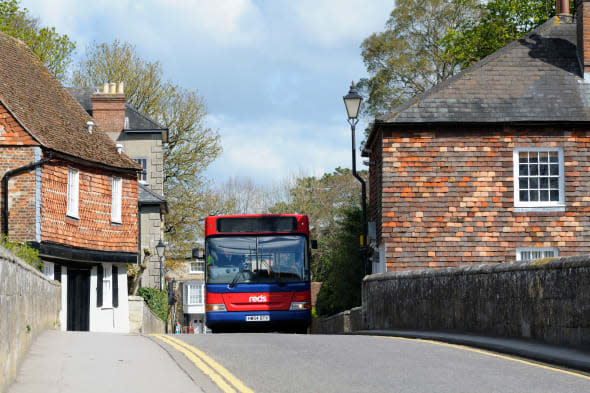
[206,235,308,284]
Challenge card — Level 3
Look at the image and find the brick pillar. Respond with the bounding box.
[91,82,126,133]
[577,1,590,79]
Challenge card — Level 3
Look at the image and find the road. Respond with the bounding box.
[160,333,590,393]
[7,331,590,393]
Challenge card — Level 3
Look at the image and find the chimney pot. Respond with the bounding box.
[103,83,109,94]
[117,82,124,94]
[109,83,116,94]
[116,144,123,155]
[86,121,94,134]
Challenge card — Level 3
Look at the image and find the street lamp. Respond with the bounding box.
[155,239,166,291]
[343,82,369,276]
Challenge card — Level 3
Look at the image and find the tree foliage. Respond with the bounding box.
[358,0,557,122]
[1,235,43,271]
[268,167,366,281]
[315,206,364,316]
[71,41,222,259]
[442,0,555,69]
[137,287,168,321]
[357,0,479,119]
[0,0,75,80]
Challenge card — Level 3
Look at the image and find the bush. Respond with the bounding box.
[1,235,43,272]
[137,287,169,321]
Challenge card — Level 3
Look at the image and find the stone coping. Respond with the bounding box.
[0,246,60,286]
[364,254,590,282]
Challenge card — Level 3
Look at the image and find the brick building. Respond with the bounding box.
[0,31,141,332]
[364,7,590,273]
[69,85,168,290]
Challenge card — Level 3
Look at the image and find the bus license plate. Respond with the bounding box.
[246,315,270,322]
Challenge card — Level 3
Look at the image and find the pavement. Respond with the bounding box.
[353,329,590,373]
[7,330,207,393]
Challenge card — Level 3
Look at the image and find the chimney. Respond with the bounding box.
[557,0,570,15]
[90,81,126,134]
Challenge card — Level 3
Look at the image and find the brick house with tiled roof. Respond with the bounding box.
[364,4,590,273]
[0,31,141,332]
[69,85,168,291]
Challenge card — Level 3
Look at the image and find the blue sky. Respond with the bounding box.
[21,0,393,185]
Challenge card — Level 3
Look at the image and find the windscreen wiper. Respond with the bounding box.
[228,270,244,288]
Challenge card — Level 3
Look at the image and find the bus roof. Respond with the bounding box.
[205,214,309,237]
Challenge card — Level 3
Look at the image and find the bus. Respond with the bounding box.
[204,214,312,333]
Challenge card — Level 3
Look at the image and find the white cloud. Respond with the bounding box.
[205,114,358,185]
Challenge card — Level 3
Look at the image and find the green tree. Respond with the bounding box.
[0,0,75,80]
[315,206,364,316]
[71,41,222,259]
[268,167,366,281]
[357,0,479,119]
[442,0,556,69]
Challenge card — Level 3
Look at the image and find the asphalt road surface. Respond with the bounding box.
[163,333,590,393]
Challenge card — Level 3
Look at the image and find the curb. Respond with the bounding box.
[351,330,590,373]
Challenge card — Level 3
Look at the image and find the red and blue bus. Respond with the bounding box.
[204,214,312,333]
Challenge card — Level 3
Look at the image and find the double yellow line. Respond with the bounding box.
[152,334,255,393]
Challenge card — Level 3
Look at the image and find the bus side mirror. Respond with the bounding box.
[311,240,318,249]
[192,247,204,259]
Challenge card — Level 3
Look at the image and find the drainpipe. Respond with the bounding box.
[2,152,53,237]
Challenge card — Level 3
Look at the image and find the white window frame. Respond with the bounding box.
[43,261,54,279]
[190,260,204,273]
[111,177,122,224]
[133,158,148,184]
[513,148,565,209]
[102,263,113,308]
[516,247,558,261]
[185,282,204,305]
[66,167,79,218]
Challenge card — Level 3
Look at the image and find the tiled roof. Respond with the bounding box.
[68,87,166,131]
[0,33,140,171]
[377,17,588,125]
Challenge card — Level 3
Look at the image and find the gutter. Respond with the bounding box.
[2,152,53,236]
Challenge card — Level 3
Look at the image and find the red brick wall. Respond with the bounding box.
[375,125,590,271]
[577,1,590,74]
[90,94,126,133]
[41,160,138,252]
[0,101,40,242]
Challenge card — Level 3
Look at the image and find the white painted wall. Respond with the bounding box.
[89,263,130,333]
[59,266,67,331]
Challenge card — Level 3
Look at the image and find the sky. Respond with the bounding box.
[21,0,393,186]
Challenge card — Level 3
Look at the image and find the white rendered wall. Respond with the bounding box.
[59,266,67,331]
[89,263,130,333]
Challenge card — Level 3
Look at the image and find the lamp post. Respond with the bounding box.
[155,239,166,291]
[343,82,368,276]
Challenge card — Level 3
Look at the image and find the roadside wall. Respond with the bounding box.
[312,307,363,335]
[363,255,590,345]
[0,246,60,393]
[128,296,165,334]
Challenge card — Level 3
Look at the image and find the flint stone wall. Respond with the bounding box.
[363,255,590,345]
[0,246,60,393]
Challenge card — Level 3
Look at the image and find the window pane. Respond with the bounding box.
[529,177,538,189]
[521,251,530,260]
[530,190,538,201]
[550,190,559,201]
[519,190,529,201]
[540,177,548,188]
[529,154,538,163]
[530,164,538,176]
[519,165,528,176]
[550,164,559,175]
[550,178,558,189]
[544,250,555,257]
[519,152,528,163]
[540,190,548,201]
[539,153,548,163]
[519,178,528,189]
[540,164,548,176]
[549,152,558,162]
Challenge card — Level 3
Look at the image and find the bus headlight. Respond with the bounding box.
[205,304,227,311]
[289,302,311,311]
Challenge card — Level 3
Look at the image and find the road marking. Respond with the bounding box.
[382,336,590,382]
[152,334,255,393]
